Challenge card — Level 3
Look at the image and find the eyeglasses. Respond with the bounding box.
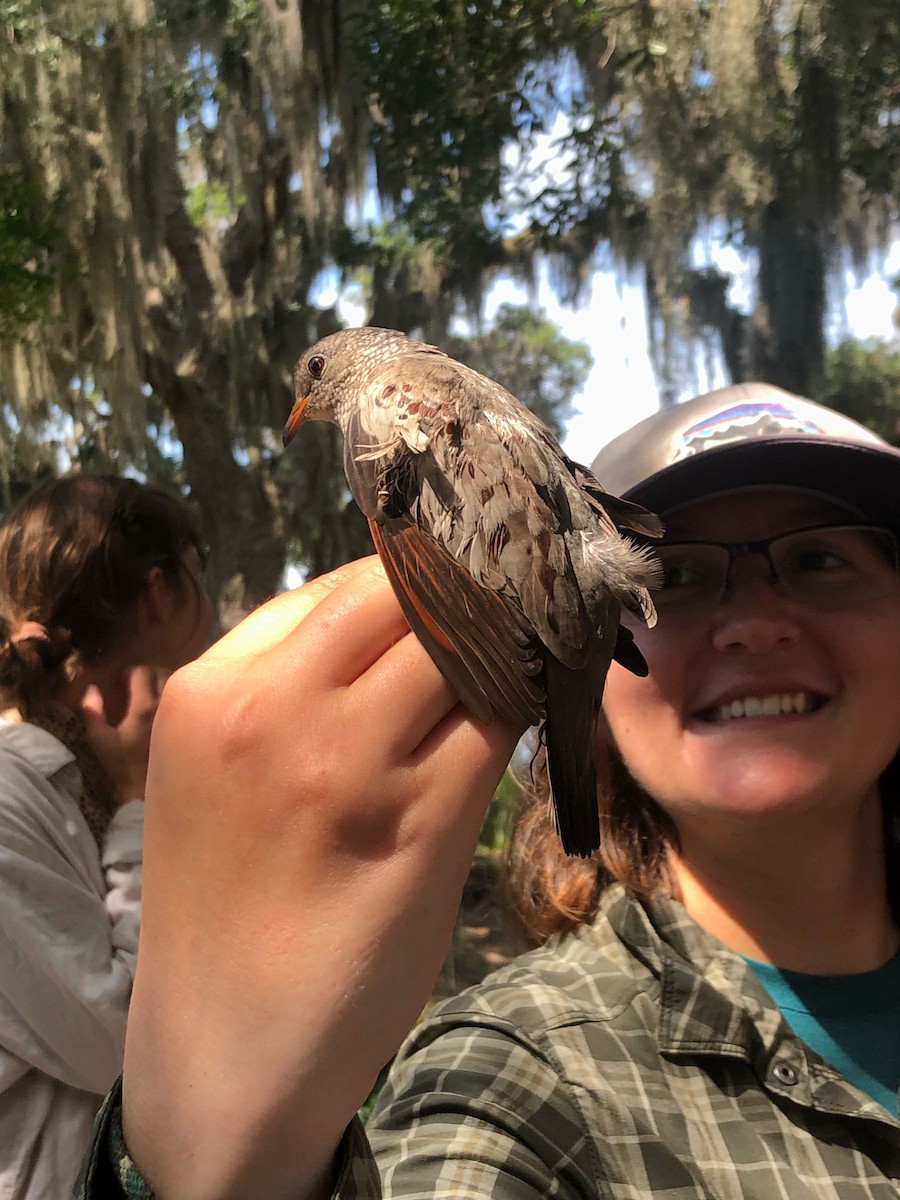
[649,523,899,616]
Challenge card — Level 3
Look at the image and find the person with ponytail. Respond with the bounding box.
[0,475,212,1200]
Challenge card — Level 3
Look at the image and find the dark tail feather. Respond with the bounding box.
[542,653,601,858]
[596,491,665,539]
[569,462,664,539]
[613,624,649,677]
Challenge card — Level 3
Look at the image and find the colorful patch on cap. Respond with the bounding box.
[675,401,825,460]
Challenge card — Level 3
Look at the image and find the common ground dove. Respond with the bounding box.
[283,326,662,856]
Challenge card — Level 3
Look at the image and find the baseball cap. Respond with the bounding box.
[590,382,900,526]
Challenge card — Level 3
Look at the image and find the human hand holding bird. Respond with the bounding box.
[283,326,662,856]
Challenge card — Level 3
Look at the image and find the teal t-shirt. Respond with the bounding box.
[744,952,900,1116]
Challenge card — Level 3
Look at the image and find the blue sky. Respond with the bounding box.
[484,109,900,467]
[483,244,900,471]
[325,248,899,474]
[325,95,900,472]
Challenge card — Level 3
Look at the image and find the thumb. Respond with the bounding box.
[80,684,109,727]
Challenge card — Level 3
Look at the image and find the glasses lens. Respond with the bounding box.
[651,524,898,618]
[654,543,730,609]
[772,525,898,600]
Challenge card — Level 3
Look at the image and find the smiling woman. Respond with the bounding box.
[75,385,900,1200]
[605,490,900,947]
[511,387,900,938]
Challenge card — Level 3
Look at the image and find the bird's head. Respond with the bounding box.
[282,326,415,446]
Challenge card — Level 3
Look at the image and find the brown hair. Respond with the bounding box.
[0,475,201,718]
[506,724,678,944]
[507,720,900,945]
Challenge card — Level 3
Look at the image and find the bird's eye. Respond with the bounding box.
[308,355,325,379]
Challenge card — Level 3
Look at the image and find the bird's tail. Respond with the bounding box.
[542,653,602,858]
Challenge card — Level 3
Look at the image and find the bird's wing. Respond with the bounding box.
[381,357,628,667]
[344,351,643,695]
[454,406,640,669]
[367,358,598,662]
[569,459,664,539]
[369,518,544,729]
[341,407,385,519]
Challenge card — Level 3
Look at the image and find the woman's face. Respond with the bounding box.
[64,549,214,725]
[602,489,900,839]
[146,546,215,672]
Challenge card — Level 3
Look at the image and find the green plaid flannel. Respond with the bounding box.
[76,886,900,1198]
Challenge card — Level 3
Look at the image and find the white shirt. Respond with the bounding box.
[0,719,143,1200]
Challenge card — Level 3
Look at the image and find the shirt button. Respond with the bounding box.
[772,1060,799,1086]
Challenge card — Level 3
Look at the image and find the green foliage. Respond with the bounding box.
[478,769,520,855]
[820,338,900,447]
[359,1,563,246]
[358,0,900,398]
[0,406,57,517]
[186,179,241,227]
[0,2,64,61]
[451,305,592,437]
[0,171,62,334]
[2,0,899,608]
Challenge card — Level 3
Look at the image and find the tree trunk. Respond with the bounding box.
[749,200,827,398]
[145,350,285,629]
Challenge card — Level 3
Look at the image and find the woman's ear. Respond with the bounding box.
[141,565,176,626]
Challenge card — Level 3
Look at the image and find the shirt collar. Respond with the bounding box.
[0,716,76,777]
[600,886,894,1119]
[601,886,789,1057]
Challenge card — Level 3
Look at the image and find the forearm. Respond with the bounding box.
[102,563,518,1199]
[118,811,485,1198]
[121,983,359,1200]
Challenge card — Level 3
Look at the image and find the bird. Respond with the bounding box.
[283,326,662,856]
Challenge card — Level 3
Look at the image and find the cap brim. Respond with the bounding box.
[621,437,900,528]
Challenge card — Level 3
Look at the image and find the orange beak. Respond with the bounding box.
[282,393,310,446]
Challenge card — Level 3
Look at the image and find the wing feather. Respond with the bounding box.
[570,460,665,540]
[370,521,544,729]
[342,408,383,519]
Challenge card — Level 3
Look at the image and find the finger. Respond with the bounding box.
[413,702,520,778]
[395,708,520,855]
[201,556,382,665]
[80,684,107,722]
[82,675,130,728]
[350,627,462,757]
[126,666,167,713]
[277,565,417,687]
[80,701,110,746]
[205,558,419,691]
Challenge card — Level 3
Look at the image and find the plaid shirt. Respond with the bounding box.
[76,885,900,1198]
